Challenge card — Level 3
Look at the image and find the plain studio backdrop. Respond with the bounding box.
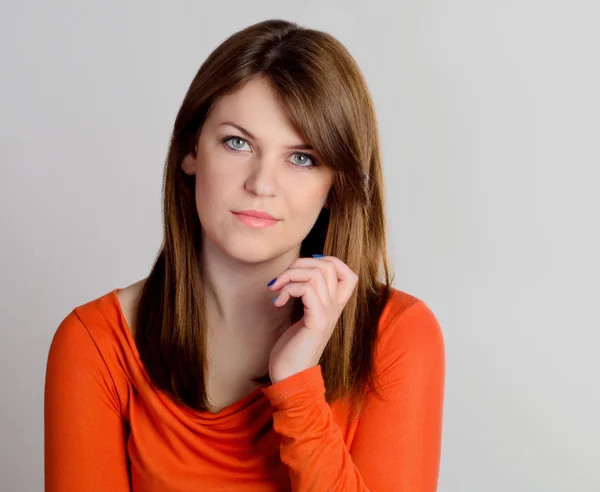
[1,1,598,491]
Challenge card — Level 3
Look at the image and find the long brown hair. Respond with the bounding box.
[135,19,394,419]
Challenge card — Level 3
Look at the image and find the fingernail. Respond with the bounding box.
[313,254,325,258]
[267,277,277,287]
[272,295,279,304]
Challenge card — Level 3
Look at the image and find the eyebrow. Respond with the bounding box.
[217,121,314,151]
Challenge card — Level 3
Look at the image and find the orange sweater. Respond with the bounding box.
[44,287,445,491]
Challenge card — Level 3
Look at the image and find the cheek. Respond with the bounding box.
[194,154,236,202]
[288,184,329,222]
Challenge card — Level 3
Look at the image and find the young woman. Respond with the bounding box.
[44,19,445,492]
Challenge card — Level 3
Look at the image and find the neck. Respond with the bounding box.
[200,235,300,335]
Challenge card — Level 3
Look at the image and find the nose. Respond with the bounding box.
[243,155,279,197]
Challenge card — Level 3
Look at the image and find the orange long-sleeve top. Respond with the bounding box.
[44,287,445,491]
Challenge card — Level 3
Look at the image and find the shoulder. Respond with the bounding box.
[45,290,126,417]
[48,282,144,378]
[51,292,115,352]
[46,283,149,411]
[375,288,445,364]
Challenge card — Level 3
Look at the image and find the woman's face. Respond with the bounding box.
[182,76,334,264]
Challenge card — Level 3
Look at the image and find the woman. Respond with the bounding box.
[44,19,445,491]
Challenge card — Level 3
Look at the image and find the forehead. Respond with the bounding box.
[206,78,304,140]
[212,76,278,112]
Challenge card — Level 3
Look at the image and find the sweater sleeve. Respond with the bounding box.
[261,300,445,491]
[44,310,131,492]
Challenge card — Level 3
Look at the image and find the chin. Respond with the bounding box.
[221,239,282,264]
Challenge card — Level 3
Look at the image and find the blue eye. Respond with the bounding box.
[290,153,317,169]
[222,136,250,151]
[220,135,318,169]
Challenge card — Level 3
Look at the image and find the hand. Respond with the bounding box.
[266,255,359,384]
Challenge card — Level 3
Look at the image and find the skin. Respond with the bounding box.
[118,75,357,408]
[181,75,334,340]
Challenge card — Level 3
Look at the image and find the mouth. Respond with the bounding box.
[231,210,280,228]
[232,209,278,220]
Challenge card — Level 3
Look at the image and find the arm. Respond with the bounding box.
[261,300,445,491]
[44,310,131,491]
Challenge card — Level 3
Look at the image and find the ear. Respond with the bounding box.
[181,146,197,176]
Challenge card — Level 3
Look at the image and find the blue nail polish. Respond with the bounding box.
[313,254,325,258]
[267,277,277,287]
[272,295,279,304]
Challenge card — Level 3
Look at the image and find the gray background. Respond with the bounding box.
[1,0,598,491]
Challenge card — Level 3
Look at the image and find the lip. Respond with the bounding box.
[232,209,278,220]
[232,211,279,228]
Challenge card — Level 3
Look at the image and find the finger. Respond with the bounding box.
[272,282,325,321]
[275,257,338,300]
[311,257,338,300]
[268,267,331,305]
[313,256,358,305]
